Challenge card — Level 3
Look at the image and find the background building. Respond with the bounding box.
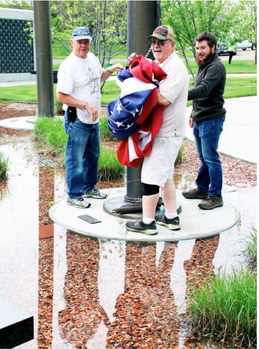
[0,7,35,82]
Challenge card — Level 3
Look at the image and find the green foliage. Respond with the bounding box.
[99,115,115,141]
[50,1,127,66]
[33,116,67,156]
[233,1,257,44]
[162,0,257,76]
[98,146,125,181]
[33,116,124,181]
[188,269,257,347]
[0,0,32,10]
[243,228,257,272]
[0,152,8,181]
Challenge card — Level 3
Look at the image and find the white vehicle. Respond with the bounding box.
[235,40,255,50]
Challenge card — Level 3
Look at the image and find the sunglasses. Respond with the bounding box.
[150,39,170,46]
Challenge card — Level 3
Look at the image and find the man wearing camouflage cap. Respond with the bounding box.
[126,25,189,235]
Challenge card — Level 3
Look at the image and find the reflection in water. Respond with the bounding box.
[38,237,54,348]
[184,235,220,296]
[38,165,55,347]
[57,235,221,348]
[107,242,179,348]
[59,233,110,348]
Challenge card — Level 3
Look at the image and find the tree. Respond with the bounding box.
[231,0,257,63]
[50,0,127,66]
[0,0,32,10]
[161,0,247,76]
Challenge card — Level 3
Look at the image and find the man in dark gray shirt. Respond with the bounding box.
[182,31,226,210]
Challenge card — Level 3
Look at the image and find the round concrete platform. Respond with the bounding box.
[49,188,240,242]
[0,116,63,131]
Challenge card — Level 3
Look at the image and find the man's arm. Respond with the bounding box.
[157,91,171,106]
[100,63,124,82]
[188,63,225,100]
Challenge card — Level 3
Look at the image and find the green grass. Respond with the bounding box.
[188,269,256,347]
[33,116,67,156]
[224,77,257,98]
[223,60,257,74]
[99,115,115,141]
[185,59,257,75]
[0,75,256,105]
[101,81,121,105]
[53,63,60,71]
[186,76,257,106]
[33,116,124,181]
[243,228,257,272]
[52,43,69,59]
[0,85,39,103]
[0,152,8,181]
[98,146,125,181]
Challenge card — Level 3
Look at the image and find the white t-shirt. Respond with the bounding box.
[57,52,104,124]
[156,51,189,137]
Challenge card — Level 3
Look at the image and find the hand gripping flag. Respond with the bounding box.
[107,55,167,167]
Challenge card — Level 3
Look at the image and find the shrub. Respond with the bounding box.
[33,116,125,181]
[243,228,257,272]
[98,146,125,181]
[33,116,67,156]
[188,269,256,347]
[99,115,115,141]
[0,152,8,181]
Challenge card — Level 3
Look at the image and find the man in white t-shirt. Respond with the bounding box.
[126,25,189,235]
[57,27,123,208]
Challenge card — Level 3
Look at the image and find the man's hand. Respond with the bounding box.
[84,103,98,122]
[189,118,194,128]
[109,63,124,73]
[101,64,124,82]
[128,52,137,63]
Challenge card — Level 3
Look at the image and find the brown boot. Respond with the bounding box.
[182,188,208,199]
[198,196,223,210]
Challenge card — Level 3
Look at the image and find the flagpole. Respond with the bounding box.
[126,0,160,203]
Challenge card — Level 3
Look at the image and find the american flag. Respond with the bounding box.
[107,55,167,167]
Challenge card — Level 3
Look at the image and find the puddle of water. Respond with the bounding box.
[0,131,256,348]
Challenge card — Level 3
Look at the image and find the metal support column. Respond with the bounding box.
[33,1,54,117]
[126,1,160,201]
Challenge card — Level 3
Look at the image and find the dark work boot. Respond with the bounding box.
[198,196,223,210]
[182,188,208,199]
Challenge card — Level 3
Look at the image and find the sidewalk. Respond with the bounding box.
[185,96,257,164]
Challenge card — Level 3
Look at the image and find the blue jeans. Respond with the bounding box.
[193,116,225,196]
[64,114,100,198]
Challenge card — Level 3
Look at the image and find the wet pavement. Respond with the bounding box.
[0,120,257,348]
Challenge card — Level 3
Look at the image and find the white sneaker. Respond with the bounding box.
[83,188,107,199]
[67,197,91,209]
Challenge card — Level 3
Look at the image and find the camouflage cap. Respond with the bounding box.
[148,25,174,41]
